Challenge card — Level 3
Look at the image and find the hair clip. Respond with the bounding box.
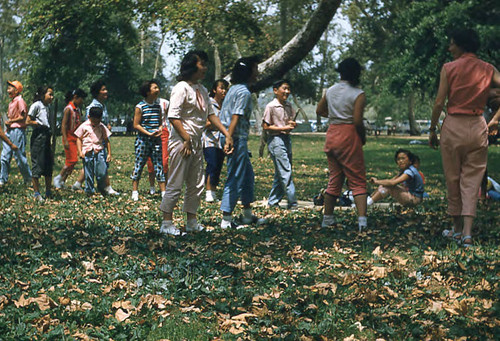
[238,62,247,67]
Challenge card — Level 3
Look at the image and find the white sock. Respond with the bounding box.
[73,181,81,188]
[132,190,139,195]
[150,186,155,192]
[322,214,335,225]
[161,191,166,197]
[186,218,197,229]
[243,208,253,219]
[161,219,173,226]
[105,186,112,191]
[367,196,373,206]
[358,216,367,232]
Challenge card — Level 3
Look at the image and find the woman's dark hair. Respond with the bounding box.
[64,88,87,104]
[33,85,53,103]
[394,148,415,164]
[90,80,106,98]
[139,79,160,98]
[450,29,480,53]
[336,58,362,87]
[230,56,261,84]
[210,79,229,97]
[88,106,103,119]
[177,50,209,82]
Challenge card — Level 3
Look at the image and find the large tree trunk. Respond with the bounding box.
[153,32,166,78]
[408,93,420,136]
[252,0,342,92]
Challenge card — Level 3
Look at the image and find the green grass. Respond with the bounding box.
[0,134,498,340]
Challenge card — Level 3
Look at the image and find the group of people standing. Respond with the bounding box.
[1,80,120,200]
[1,28,498,247]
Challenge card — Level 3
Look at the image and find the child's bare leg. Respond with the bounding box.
[324,192,337,216]
[148,171,155,188]
[371,185,390,203]
[353,194,367,217]
[206,175,214,190]
[159,181,166,192]
[45,175,52,193]
[77,169,84,183]
[32,177,40,193]
[132,179,139,191]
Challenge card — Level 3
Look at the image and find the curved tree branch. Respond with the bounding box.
[252,0,342,92]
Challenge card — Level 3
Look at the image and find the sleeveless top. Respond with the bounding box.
[444,53,493,115]
[326,81,364,125]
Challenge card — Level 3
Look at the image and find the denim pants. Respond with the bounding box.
[83,150,107,194]
[0,128,32,183]
[221,137,254,213]
[267,134,296,206]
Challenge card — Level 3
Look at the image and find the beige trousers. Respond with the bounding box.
[159,140,204,214]
[440,115,488,216]
[377,185,422,206]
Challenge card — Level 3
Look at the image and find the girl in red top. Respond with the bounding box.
[53,89,87,189]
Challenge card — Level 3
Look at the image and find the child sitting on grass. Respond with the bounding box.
[368,149,424,206]
[74,107,112,196]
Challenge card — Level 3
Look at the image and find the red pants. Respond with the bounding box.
[324,124,366,197]
[441,114,487,216]
[64,134,78,169]
[147,128,169,174]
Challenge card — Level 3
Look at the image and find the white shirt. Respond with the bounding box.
[326,81,364,125]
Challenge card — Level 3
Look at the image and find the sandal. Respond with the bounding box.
[460,235,473,248]
[442,229,462,241]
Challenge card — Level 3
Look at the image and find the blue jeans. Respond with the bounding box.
[0,128,32,183]
[221,137,254,213]
[267,134,296,207]
[83,150,107,194]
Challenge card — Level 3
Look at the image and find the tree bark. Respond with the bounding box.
[153,32,166,78]
[408,93,420,136]
[252,0,342,92]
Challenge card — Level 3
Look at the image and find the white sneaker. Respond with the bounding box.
[321,217,336,228]
[0,181,4,186]
[205,190,217,202]
[149,187,156,195]
[53,175,63,189]
[159,221,181,236]
[72,182,82,190]
[131,191,139,201]
[186,224,205,233]
[106,187,120,195]
[220,219,244,230]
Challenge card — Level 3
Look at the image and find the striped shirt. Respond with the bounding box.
[202,97,223,149]
[219,84,252,139]
[136,99,162,134]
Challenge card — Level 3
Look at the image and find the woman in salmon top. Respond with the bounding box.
[430,28,500,247]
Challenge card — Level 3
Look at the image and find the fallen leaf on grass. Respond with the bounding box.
[372,246,382,257]
[72,332,91,340]
[112,243,128,255]
[115,308,130,322]
[33,294,58,311]
[369,266,387,280]
[180,305,201,313]
[35,264,52,275]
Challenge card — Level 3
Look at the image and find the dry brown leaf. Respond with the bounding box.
[34,264,52,275]
[33,294,58,311]
[180,305,201,313]
[112,243,128,255]
[15,280,30,290]
[14,293,33,308]
[72,332,91,340]
[59,297,70,306]
[61,252,73,259]
[228,325,246,335]
[372,246,382,257]
[370,266,387,279]
[115,308,131,322]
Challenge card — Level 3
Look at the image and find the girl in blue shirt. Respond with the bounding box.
[369,149,424,206]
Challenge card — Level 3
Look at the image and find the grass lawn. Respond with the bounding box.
[0,134,498,340]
